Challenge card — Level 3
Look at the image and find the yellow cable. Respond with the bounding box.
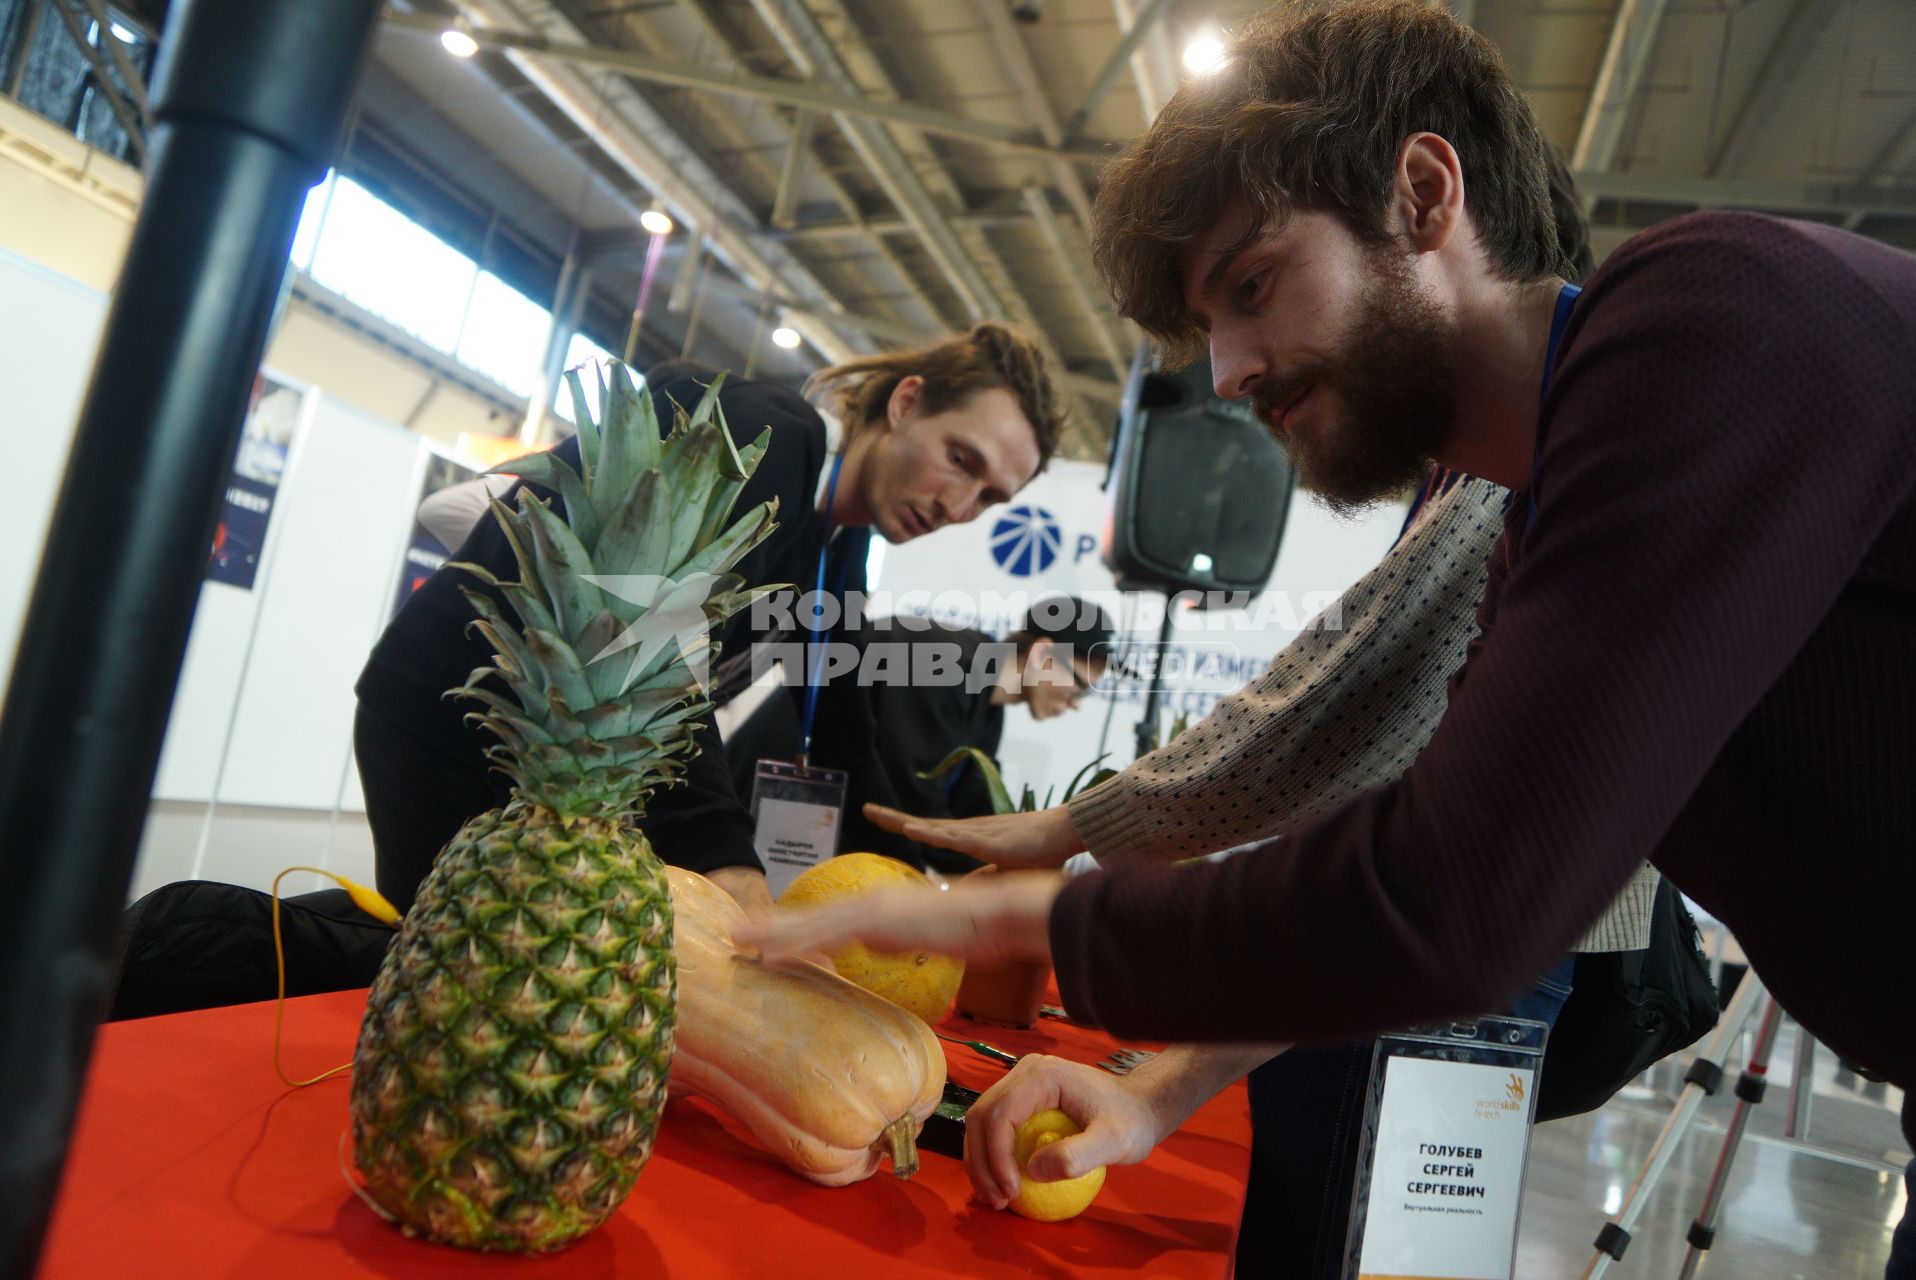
[272,866,401,1089]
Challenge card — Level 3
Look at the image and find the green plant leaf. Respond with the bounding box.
[916,746,1014,816]
[1060,754,1112,803]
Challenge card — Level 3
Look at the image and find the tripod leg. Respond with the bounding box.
[1784,1025,1815,1139]
[1675,998,1785,1280]
[1582,973,1767,1279]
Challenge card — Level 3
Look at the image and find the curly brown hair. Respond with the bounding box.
[1092,1,1560,365]
[803,321,1067,469]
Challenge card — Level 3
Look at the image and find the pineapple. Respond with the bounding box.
[351,365,779,1251]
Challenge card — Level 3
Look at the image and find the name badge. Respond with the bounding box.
[749,760,848,898]
[1344,1016,1547,1280]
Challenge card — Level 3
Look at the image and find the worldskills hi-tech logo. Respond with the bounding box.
[989,504,1063,577]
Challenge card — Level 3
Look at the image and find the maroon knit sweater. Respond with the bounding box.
[1052,212,1916,1088]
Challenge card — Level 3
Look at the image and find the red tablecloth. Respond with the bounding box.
[44,987,1252,1277]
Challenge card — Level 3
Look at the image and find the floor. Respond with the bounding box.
[1514,1019,1909,1278]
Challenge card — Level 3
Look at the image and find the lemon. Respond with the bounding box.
[779,853,964,1025]
[1008,1109,1106,1222]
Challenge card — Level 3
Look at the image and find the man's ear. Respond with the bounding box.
[1391,132,1466,255]
[885,374,925,430]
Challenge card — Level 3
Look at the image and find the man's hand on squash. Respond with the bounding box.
[706,865,837,971]
[737,869,1061,970]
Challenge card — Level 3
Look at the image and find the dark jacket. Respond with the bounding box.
[866,623,1006,874]
[356,376,902,878]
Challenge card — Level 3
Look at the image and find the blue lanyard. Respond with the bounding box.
[798,451,847,766]
[1526,282,1583,525]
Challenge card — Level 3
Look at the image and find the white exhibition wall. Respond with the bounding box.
[0,247,105,682]
[2,246,450,896]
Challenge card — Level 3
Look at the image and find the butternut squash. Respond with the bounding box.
[664,866,946,1186]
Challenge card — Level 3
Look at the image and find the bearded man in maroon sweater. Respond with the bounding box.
[743,3,1916,1270]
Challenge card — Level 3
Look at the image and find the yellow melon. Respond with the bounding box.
[779,853,965,1026]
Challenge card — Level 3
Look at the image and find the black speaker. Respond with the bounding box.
[1103,352,1295,596]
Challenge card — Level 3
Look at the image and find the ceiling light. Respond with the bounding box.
[440,29,479,58]
[108,22,137,42]
[640,208,674,236]
[771,326,802,350]
[1182,34,1226,76]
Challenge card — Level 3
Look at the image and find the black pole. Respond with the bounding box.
[0,2,380,1272]
[1132,596,1179,759]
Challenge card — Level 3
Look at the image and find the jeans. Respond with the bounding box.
[1235,957,1577,1280]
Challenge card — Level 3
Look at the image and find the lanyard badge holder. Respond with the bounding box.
[750,452,850,898]
[1341,1016,1549,1280]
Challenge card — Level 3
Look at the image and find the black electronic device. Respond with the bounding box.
[918,1080,983,1159]
[1102,350,1295,597]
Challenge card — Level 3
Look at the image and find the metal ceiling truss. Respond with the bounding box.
[1572,0,1670,183]
[44,0,145,161]
[1844,106,1916,231]
[739,0,1116,453]
[1109,0,1179,125]
[1577,169,1916,221]
[742,0,1005,323]
[666,0,955,338]
[972,0,1135,382]
[390,0,1152,451]
[1705,0,1841,179]
[1067,0,1175,138]
[390,3,1125,452]
[381,11,1108,161]
[414,0,868,364]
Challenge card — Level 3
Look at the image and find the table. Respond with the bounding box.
[44,987,1252,1277]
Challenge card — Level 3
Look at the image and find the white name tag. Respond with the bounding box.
[1347,1018,1547,1280]
[749,760,847,898]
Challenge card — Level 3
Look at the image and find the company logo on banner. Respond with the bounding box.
[989,504,1064,576]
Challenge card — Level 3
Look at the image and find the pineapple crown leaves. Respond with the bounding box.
[445,361,783,816]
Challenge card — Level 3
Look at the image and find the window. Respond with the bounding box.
[307,176,478,354]
[457,271,550,398]
[286,168,572,402]
[3,1,153,166]
[288,171,332,272]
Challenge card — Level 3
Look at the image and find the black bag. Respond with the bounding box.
[109,881,394,1021]
[1536,876,1719,1121]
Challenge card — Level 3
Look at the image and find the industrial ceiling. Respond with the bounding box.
[337,0,1916,456]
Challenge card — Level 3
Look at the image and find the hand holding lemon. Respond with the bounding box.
[1008,1110,1107,1221]
[963,1053,1169,1220]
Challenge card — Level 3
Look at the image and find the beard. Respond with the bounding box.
[1252,252,1456,515]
